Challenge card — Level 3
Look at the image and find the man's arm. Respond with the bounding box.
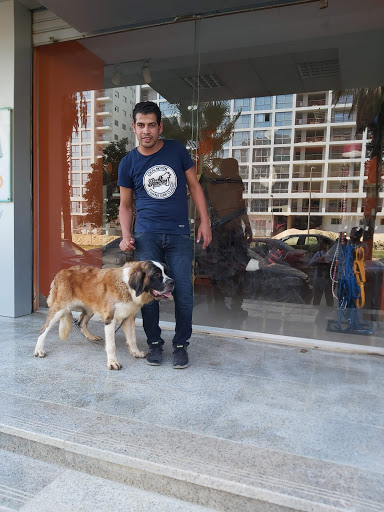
[119,186,136,251]
[185,167,212,249]
[241,213,253,242]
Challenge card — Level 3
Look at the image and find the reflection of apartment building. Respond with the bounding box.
[69,87,136,230]
[224,91,376,236]
[140,87,383,236]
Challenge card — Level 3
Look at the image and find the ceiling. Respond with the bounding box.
[26,0,384,102]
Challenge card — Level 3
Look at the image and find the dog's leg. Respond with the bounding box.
[104,319,122,370]
[59,312,72,340]
[122,317,147,358]
[78,309,102,341]
[34,309,64,357]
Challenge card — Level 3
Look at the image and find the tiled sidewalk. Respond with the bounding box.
[0,311,383,511]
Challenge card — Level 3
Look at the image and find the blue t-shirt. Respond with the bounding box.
[117,139,194,235]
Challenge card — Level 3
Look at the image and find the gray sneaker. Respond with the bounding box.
[173,345,189,369]
[146,341,163,366]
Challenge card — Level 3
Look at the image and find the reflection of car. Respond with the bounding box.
[194,244,312,304]
[280,234,336,256]
[87,237,134,268]
[61,239,101,268]
[244,250,312,304]
[249,238,308,271]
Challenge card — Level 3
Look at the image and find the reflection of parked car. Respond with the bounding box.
[244,251,312,304]
[249,238,308,271]
[280,234,336,257]
[194,244,312,304]
[87,237,134,268]
[61,239,101,268]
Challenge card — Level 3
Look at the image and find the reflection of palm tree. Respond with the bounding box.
[333,88,384,259]
[162,101,240,174]
[83,138,130,228]
[62,92,87,241]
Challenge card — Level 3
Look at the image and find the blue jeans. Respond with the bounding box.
[134,232,193,347]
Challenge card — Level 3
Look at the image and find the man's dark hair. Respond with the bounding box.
[133,101,162,124]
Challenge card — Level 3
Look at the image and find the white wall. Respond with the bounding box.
[0,1,32,316]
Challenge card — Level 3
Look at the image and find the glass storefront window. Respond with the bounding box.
[34,9,384,349]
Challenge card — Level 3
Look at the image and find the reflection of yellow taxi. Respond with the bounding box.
[280,234,335,256]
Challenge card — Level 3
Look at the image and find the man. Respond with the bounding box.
[118,101,211,369]
[310,238,333,307]
[197,158,252,318]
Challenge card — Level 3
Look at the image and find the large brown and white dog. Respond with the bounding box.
[34,261,174,370]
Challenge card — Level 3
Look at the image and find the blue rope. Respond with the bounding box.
[336,243,371,333]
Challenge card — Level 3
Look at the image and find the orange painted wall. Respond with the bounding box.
[33,41,104,301]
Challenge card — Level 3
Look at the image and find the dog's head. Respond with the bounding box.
[129,261,174,300]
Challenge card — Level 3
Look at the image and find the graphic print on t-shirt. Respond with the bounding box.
[143,165,177,199]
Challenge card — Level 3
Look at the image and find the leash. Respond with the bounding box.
[72,317,124,341]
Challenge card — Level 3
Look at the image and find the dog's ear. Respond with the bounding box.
[129,267,146,297]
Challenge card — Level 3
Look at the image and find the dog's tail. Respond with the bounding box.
[59,312,72,340]
[46,273,60,309]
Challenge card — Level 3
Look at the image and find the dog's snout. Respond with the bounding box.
[166,277,174,288]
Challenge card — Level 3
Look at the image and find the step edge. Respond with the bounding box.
[1,425,382,512]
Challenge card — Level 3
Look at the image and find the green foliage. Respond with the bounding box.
[333,87,384,133]
[161,101,240,170]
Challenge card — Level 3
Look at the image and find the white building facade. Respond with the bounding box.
[145,87,382,238]
[69,87,136,230]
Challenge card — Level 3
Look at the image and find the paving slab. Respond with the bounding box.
[0,312,383,511]
[0,450,217,512]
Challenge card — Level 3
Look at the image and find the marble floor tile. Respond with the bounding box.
[20,469,217,512]
[0,449,64,511]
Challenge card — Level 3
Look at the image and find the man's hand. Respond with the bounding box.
[245,225,253,242]
[197,222,212,249]
[120,236,135,252]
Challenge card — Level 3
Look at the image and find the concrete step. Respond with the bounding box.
[1,394,382,512]
[0,449,216,511]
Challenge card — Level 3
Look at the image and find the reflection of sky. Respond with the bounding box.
[0,109,11,201]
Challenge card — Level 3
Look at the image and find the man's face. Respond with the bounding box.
[133,113,163,150]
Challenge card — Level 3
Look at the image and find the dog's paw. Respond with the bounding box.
[34,349,46,358]
[132,350,147,358]
[87,335,103,342]
[108,361,122,370]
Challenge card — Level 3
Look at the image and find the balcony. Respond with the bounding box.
[96,111,112,117]
[327,200,358,213]
[296,94,327,108]
[328,163,361,177]
[294,152,324,161]
[330,131,362,142]
[291,183,322,193]
[292,167,323,179]
[96,124,112,131]
[96,91,112,101]
[300,205,321,213]
[294,135,325,143]
[295,116,327,126]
